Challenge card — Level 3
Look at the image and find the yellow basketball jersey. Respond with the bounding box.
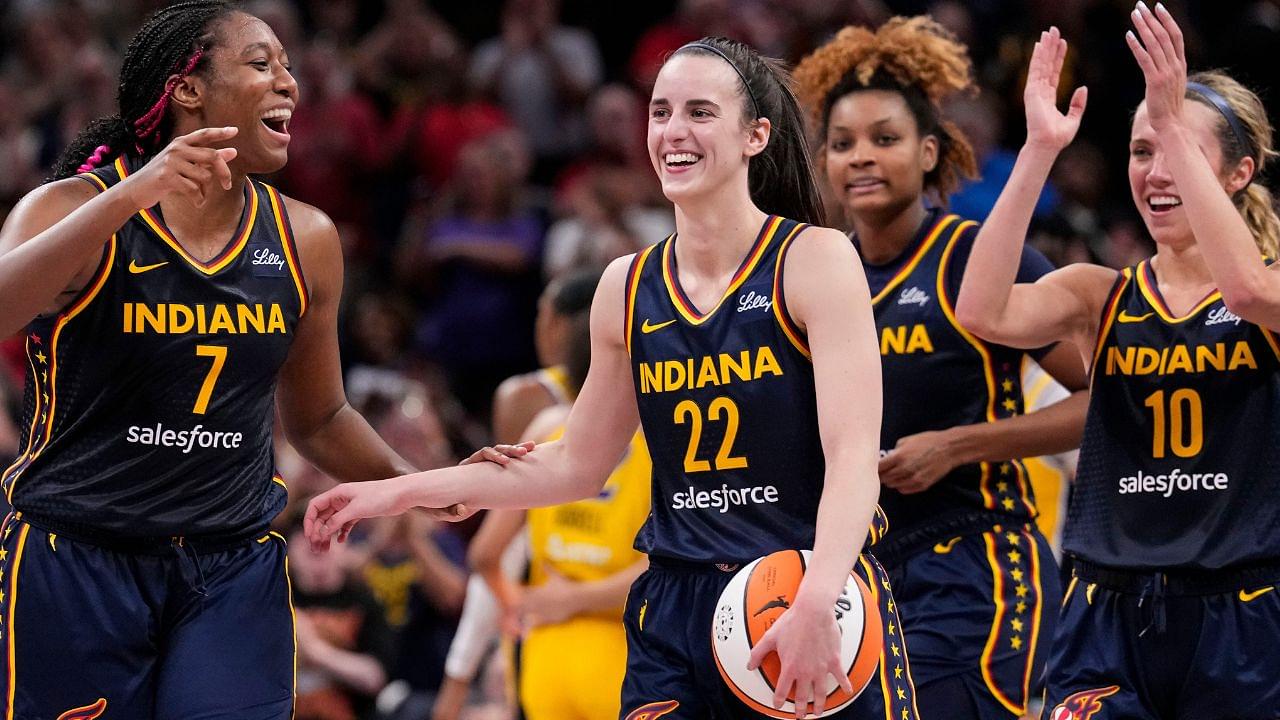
[526,430,651,613]
[536,365,576,404]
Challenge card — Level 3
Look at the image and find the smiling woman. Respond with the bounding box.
[0,2,432,718]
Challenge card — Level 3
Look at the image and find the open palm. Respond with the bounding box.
[1024,27,1087,153]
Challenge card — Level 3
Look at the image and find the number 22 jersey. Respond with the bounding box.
[625,215,886,564]
[2,156,306,541]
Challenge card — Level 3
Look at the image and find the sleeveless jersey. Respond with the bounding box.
[535,365,575,405]
[1,155,307,541]
[626,215,849,563]
[866,210,1053,562]
[527,429,650,615]
[1066,260,1280,570]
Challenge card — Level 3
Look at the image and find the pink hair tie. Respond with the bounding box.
[133,48,206,147]
[77,144,112,173]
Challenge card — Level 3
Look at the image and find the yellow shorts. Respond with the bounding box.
[519,617,628,720]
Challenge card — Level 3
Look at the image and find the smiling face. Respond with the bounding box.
[646,52,767,207]
[1128,100,1250,249]
[190,12,298,173]
[822,89,937,221]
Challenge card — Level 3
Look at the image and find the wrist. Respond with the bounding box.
[1017,143,1061,169]
[942,425,981,465]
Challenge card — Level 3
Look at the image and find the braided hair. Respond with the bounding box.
[793,17,980,206]
[50,1,237,181]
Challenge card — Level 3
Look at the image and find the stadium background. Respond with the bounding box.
[0,0,1275,718]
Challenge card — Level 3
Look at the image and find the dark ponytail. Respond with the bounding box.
[673,38,827,226]
[49,0,236,181]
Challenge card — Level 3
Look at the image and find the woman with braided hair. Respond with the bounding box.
[0,3,451,717]
[793,17,1089,719]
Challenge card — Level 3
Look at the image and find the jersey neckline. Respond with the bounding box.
[661,214,782,325]
[1136,259,1222,324]
[114,155,259,276]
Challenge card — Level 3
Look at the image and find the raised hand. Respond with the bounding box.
[118,126,238,210]
[1126,2,1187,132]
[1024,27,1088,153]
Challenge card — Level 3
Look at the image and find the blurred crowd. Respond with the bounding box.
[0,0,1276,718]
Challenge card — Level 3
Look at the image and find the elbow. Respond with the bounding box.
[1220,276,1274,323]
[954,299,994,340]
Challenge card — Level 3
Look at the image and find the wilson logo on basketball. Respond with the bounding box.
[1049,686,1120,720]
[57,698,107,720]
[624,700,680,720]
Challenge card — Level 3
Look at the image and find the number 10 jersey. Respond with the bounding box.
[3,156,305,542]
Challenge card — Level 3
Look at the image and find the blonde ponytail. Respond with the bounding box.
[1239,183,1280,258]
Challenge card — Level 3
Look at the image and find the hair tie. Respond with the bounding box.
[1187,81,1254,160]
[77,144,112,173]
[678,42,762,120]
[133,47,206,149]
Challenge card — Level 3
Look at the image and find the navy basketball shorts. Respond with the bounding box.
[0,514,295,719]
[1046,560,1280,720]
[619,552,919,720]
[884,524,1061,720]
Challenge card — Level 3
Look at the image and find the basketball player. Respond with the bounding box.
[0,3,454,717]
[792,18,1087,718]
[957,6,1280,717]
[309,36,920,720]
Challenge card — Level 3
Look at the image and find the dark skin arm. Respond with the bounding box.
[275,197,465,522]
[879,341,1088,494]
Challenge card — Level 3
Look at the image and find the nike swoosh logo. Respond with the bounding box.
[641,318,677,334]
[933,537,962,554]
[1239,586,1274,603]
[128,260,169,274]
[1117,311,1154,323]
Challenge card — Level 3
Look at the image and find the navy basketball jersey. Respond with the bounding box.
[1,155,306,541]
[1066,260,1280,570]
[626,216,875,564]
[866,210,1053,561]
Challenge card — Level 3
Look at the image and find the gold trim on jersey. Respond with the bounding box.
[277,534,298,720]
[5,524,30,720]
[75,172,108,192]
[661,215,783,325]
[1260,327,1280,361]
[116,157,260,276]
[860,555,895,720]
[870,214,959,306]
[263,184,310,317]
[4,236,117,502]
[624,244,659,356]
[1021,527,1045,713]
[1134,260,1222,324]
[1090,268,1133,380]
[935,220,1034,515]
[770,222,811,359]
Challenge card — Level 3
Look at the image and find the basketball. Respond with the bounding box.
[712,550,883,718]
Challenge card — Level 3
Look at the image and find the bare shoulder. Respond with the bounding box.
[590,254,637,347]
[277,193,341,295]
[278,194,338,251]
[0,178,102,254]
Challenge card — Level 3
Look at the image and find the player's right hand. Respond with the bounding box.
[1023,27,1087,154]
[119,126,239,210]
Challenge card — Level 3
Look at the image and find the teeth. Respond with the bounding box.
[665,153,701,165]
[1149,195,1182,208]
[261,109,292,121]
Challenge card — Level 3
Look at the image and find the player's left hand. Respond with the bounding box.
[745,599,853,719]
[520,565,583,628]
[1126,2,1187,132]
[458,441,537,467]
[879,429,963,494]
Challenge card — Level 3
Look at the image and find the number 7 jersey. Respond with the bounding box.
[626,216,882,564]
[2,156,305,541]
[1067,260,1280,570]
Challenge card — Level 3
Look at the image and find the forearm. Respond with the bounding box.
[795,458,879,612]
[1162,125,1274,310]
[389,441,606,512]
[0,186,139,336]
[566,558,648,616]
[946,390,1089,463]
[306,644,387,695]
[956,145,1058,337]
[289,403,416,482]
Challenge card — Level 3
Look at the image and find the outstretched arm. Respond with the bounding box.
[955,28,1114,352]
[1127,3,1280,328]
[305,256,641,548]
